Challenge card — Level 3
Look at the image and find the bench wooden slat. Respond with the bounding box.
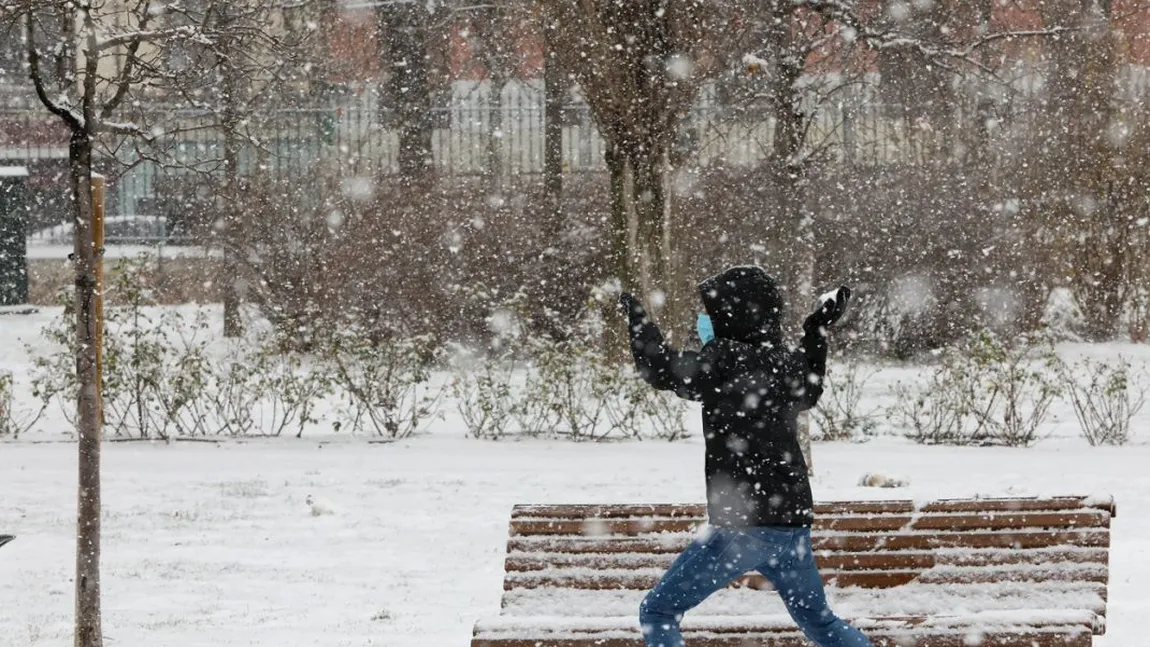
[509,528,1111,554]
[478,497,1113,647]
[509,496,1116,520]
[474,631,1092,647]
[505,564,1109,591]
[505,570,927,591]
[506,547,1108,572]
[508,551,941,572]
[510,511,1109,537]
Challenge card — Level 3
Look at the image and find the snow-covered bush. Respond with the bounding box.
[1060,357,1147,446]
[201,347,332,438]
[255,352,333,438]
[628,386,690,441]
[889,367,969,445]
[28,256,334,439]
[811,359,878,442]
[964,330,1063,447]
[526,336,616,440]
[326,327,442,439]
[28,285,81,428]
[452,298,689,442]
[890,330,1062,447]
[102,260,219,439]
[0,370,43,438]
[451,352,518,440]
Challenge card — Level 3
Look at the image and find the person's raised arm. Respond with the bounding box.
[619,292,717,401]
[795,286,852,409]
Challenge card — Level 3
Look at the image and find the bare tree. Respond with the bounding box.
[157,1,316,337]
[0,1,308,643]
[538,0,753,343]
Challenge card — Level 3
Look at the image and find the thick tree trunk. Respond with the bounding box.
[765,7,815,473]
[632,148,681,335]
[69,129,103,647]
[381,2,433,180]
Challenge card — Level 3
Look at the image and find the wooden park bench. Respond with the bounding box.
[471,496,1114,647]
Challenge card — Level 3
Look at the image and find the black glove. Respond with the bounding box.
[621,294,648,333]
[803,286,851,332]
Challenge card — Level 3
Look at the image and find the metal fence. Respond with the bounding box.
[0,93,1024,235]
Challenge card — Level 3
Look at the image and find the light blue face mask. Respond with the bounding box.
[696,313,715,344]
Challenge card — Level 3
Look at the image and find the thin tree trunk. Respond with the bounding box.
[70,128,103,647]
[542,26,563,226]
[220,7,243,338]
[485,77,504,191]
[605,143,632,358]
[606,143,631,292]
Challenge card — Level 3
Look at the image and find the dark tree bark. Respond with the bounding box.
[379,2,434,180]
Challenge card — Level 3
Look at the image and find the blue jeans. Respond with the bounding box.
[639,526,873,647]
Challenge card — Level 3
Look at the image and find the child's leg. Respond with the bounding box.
[639,527,772,647]
[755,527,873,647]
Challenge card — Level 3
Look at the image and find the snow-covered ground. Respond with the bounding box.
[24,243,221,261]
[1,439,1147,647]
[1,307,1148,646]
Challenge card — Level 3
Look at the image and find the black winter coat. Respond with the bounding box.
[626,266,828,528]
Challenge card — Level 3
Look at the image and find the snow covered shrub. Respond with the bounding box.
[254,351,333,438]
[629,387,691,441]
[451,353,518,440]
[101,261,183,439]
[204,343,334,438]
[0,370,44,438]
[1060,357,1147,446]
[889,366,970,445]
[325,328,442,438]
[203,358,262,436]
[890,330,1061,447]
[963,330,1062,447]
[811,359,878,441]
[28,285,81,428]
[27,257,221,439]
[527,337,617,441]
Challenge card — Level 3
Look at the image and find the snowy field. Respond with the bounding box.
[1,308,1149,646]
[1,439,1148,647]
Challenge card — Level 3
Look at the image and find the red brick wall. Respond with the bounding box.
[325,2,1149,83]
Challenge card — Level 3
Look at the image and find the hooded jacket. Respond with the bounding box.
[627,266,827,528]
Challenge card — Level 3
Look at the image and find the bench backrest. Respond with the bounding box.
[500,496,1113,632]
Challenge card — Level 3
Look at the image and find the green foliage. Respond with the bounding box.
[890,329,1062,447]
[0,370,45,438]
[1061,356,1147,446]
[326,326,442,439]
[811,359,879,442]
[452,297,689,442]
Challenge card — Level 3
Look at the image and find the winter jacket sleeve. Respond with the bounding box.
[792,322,828,410]
[627,315,720,402]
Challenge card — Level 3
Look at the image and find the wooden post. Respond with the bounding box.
[91,174,104,424]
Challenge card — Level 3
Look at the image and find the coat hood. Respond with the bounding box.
[698,265,784,346]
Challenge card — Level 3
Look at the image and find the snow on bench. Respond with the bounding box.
[472,496,1114,647]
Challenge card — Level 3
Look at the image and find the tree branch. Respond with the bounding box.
[100,0,154,119]
[25,10,82,130]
